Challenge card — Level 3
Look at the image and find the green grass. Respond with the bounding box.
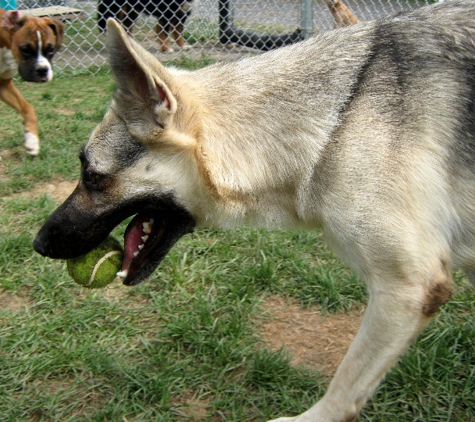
[0,71,474,421]
[0,71,114,196]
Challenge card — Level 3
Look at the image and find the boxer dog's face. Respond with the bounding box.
[11,16,64,83]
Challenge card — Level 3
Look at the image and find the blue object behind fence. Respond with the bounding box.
[0,0,18,10]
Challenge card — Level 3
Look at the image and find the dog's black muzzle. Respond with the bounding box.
[34,187,196,285]
[33,189,130,259]
[19,62,52,83]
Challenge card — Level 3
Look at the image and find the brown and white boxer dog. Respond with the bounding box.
[0,10,64,156]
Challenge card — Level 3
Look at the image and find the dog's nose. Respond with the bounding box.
[35,66,51,82]
[33,234,49,257]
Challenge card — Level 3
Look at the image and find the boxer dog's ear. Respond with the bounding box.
[1,10,23,32]
[45,17,65,49]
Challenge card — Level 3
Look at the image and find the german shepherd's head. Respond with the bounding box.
[34,20,206,285]
[35,16,325,285]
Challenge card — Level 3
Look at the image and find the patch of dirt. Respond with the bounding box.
[172,390,212,421]
[24,374,112,421]
[259,296,363,375]
[77,280,151,311]
[2,178,77,203]
[21,179,77,203]
[0,288,32,313]
[54,108,76,116]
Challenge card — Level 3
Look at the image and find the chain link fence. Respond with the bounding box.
[14,0,437,73]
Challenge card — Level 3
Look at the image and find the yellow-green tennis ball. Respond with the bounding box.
[66,237,124,288]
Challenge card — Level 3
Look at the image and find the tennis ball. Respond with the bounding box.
[66,237,124,288]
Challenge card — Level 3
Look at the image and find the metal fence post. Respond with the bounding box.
[300,0,314,39]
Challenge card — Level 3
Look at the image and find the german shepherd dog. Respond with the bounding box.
[97,0,195,52]
[35,1,475,420]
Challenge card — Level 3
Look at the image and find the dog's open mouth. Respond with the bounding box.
[116,208,195,286]
[118,214,165,285]
[33,190,196,287]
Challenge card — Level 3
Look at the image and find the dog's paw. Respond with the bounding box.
[267,417,299,422]
[181,44,192,51]
[24,132,40,156]
[160,47,175,53]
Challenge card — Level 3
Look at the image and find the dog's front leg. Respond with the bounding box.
[267,279,449,422]
[0,79,39,156]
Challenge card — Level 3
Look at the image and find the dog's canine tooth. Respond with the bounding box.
[116,270,128,279]
[142,222,152,234]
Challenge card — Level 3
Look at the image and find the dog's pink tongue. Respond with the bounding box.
[121,215,153,271]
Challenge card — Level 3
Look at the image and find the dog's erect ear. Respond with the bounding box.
[1,10,22,32]
[45,17,65,50]
[106,18,178,140]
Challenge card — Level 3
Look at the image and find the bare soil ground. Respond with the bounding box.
[259,296,362,375]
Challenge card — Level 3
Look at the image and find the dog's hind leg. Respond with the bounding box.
[268,262,453,422]
[0,79,39,156]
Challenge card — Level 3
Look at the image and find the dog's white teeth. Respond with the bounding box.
[135,220,154,257]
[116,270,128,279]
[134,235,148,256]
[142,221,153,234]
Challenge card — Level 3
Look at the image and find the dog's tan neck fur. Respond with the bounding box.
[106,19,377,228]
[164,32,373,227]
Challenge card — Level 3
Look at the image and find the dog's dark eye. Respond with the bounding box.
[19,44,34,58]
[44,45,55,59]
[83,168,105,190]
